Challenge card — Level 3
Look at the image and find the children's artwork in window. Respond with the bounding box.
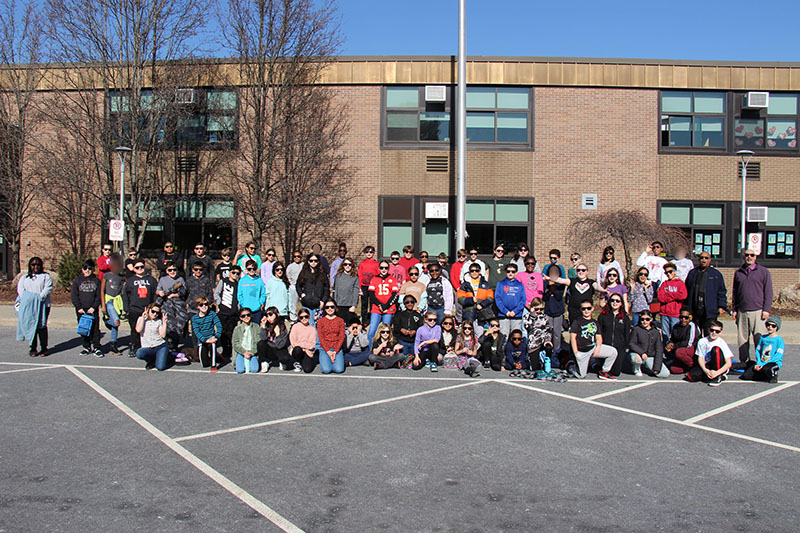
[765,231,796,259]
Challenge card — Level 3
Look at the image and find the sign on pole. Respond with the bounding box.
[109,219,125,242]
[747,232,762,255]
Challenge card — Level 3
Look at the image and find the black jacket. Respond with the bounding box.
[597,312,631,354]
[392,309,423,343]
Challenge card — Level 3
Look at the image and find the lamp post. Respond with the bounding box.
[116,146,131,252]
[455,0,467,251]
[737,149,754,252]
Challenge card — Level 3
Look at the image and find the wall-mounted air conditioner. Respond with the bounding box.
[176,88,195,104]
[747,206,768,222]
[743,92,769,109]
[425,85,446,102]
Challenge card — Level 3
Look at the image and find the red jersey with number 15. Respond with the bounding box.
[368,275,400,314]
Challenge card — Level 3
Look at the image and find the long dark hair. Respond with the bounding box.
[600,293,626,319]
[272,261,289,288]
[27,256,43,278]
[297,254,328,286]
[265,306,287,334]
[512,242,529,262]
[600,246,615,265]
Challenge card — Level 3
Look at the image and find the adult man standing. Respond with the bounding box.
[685,251,727,334]
[732,248,773,364]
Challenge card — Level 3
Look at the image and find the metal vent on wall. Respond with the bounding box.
[581,193,597,210]
[177,155,199,173]
[426,155,449,173]
[738,161,761,180]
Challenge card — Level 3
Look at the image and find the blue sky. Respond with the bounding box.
[336,0,800,62]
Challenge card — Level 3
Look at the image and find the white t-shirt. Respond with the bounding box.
[696,336,734,363]
[636,252,668,283]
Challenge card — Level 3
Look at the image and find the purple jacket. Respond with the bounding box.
[414,323,441,354]
[732,263,772,313]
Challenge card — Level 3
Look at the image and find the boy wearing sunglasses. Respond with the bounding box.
[685,319,734,386]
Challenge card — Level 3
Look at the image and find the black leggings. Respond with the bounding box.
[76,310,100,349]
[198,341,217,368]
[413,343,440,370]
[359,285,370,324]
[30,307,51,352]
[257,340,294,370]
[529,345,553,371]
[292,346,318,373]
[741,361,779,382]
[480,339,504,371]
[686,346,725,382]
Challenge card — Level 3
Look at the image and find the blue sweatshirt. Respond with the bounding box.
[505,337,529,368]
[191,311,222,342]
[494,278,526,317]
[238,274,266,312]
[755,335,784,369]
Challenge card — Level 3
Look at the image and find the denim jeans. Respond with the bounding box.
[398,339,415,355]
[235,353,260,373]
[319,349,344,374]
[661,315,679,342]
[344,349,371,366]
[105,301,120,343]
[136,343,170,371]
[367,312,393,348]
[428,306,444,324]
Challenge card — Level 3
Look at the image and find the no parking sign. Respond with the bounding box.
[109,219,125,242]
[748,232,762,255]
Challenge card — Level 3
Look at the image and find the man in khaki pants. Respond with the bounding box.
[732,249,773,365]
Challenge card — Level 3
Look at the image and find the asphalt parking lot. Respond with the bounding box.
[1,326,798,532]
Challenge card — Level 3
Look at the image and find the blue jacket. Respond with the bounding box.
[685,266,727,318]
[505,336,529,368]
[543,282,565,318]
[494,278,526,317]
[238,274,266,312]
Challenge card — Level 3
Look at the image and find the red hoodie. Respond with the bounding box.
[657,278,687,318]
[358,258,380,287]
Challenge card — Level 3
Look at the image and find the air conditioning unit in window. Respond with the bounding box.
[743,91,769,109]
[747,206,768,223]
[425,85,446,102]
[176,88,195,104]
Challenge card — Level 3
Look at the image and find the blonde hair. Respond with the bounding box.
[372,323,395,347]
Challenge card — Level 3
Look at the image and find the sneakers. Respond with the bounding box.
[633,370,643,377]
[109,343,122,355]
[80,347,91,356]
[92,348,104,358]
[293,362,302,373]
[430,362,438,372]
[210,367,218,373]
[145,362,155,370]
[29,348,37,357]
[260,361,270,373]
[425,360,431,368]
[597,371,617,381]
[708,374,727,387]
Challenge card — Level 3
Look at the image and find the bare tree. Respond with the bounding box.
[221,0,352,261]
[566,209,691,284]
[0,0,44,277]
[44,0,211,251]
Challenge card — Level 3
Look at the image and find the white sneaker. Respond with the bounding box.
[293,362,302,373]
[260,361,270,373]
[634,370,643,377]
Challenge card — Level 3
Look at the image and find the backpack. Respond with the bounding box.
[76,313,94,336]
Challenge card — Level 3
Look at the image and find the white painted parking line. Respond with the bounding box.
[66,367,304,533]
[0,365,60,375]
[584,381,659,401]
[498,379,800,454]
[683,382,798,424]
[175,380,486,442]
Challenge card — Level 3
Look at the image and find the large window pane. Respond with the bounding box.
[419,112,450,141]
[497,113,527,142]
[466,112,495,142]
[386,112,417,141]
[386,87,418,108]
[382,223,413,257]
[497,88,529,109]
[496,226,528,249]
[666,116,691,146]
[466,87,496,109]
[496,200,529,222]
[176,200,203,218]
[661,92,692,113]
[206,200,235,219]
[693,205,723,225]
[765,207,796,227]
[734,118,764,149]
[466,200,494,221]
[421,220,450,256]
[465,223,494,254]
[693,117,724,147]
[768,94,798,115]
[766,119,797,148]
[661,205,691,225]
[694,92,725,113]
[208,90,237,110]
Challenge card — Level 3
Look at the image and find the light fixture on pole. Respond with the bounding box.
[455,0,467,251]
[115,146,132,252]
[737,149,754,252]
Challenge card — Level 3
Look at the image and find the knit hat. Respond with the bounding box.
[765,316,781,330]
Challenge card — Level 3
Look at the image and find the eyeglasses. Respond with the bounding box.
[744,253,756,257]
[709,328,722,333]
[240,313,251,318]
[576,268,587,272]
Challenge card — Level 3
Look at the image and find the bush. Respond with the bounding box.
[57,253,90,291]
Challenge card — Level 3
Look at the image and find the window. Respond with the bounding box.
[108,88,238,148]
[661,91,726,149]
[758,206,796,261]
[380,197,414,257]
[660,203,725,258]
[383,86,532,148]
[735,93,798,150]
[466,199,531,254]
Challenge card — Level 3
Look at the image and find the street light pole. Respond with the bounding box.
[737,149,754,252]
[455,0,467,251]
[116,146,132,253]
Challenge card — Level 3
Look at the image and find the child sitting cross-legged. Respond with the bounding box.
[741,316,784,383]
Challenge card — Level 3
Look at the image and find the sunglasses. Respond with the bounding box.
[391,257,400,261]
[442,321,454,326]
[309,259,319,263]
[197,302,209,307]
[240,313,251,318]
[744,253,756,257]
[380,331,390,335]
[420,255,429,259]
[640,318,653,322]
[275,268,284,272]
[525,262,536,266]
[299,315,310,320]
[494,249,504,254]
[709,328,722,333]
[149,309,160,314]
[379,266,389,270]
[665,269,675,274]
[576,268,587,272]
[425,318,436,322]
[489,323,500,328]
[581,306,593,311]
[128,253,137,257]
[404,300,415,305]
[533,306,544,311]
[324,305,336,309]
[505,269,517,273]
[469,268,480,273]
[134,265,145,270]
[365,250,374,254]
[194,247,204,250]
[409,272,419,276]
[166,268,177,272]
[679,315,691,320]
[247,267,257,272]
[164,245,173,248]
[266,253,275,257]
[609,299,622,303]
[570,257,580,261]
[428,268,440,273]
[638,273,648,277]
[511,337,523,342]
[343,262,353,266]
[549,256,559,261]
[608,273,618,277]
[469,252,478,256]
[519,247,528,252]
[457,254,466,258]
[102,248,112,252]
[766,323,778,328]
[193,268,203,272]
[463,326,473,331]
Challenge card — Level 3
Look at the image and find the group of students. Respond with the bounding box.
[14,239,785,385]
